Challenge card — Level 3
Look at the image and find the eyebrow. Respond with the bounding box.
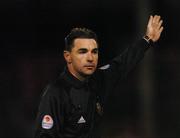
[78,48,88,51]
[77,48,98,51]
[92,48,98,51]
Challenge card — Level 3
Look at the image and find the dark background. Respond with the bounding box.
[0,0,180,137]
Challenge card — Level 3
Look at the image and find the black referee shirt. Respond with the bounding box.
[34,39,150,138]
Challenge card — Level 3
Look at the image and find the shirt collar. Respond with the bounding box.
[62,67,89,88]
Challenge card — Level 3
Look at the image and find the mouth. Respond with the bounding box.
[84,65,95,69]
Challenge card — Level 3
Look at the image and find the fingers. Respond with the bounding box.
[158,26,164,34]
[147,15,153,29]
[153,15,161,24]
[148,15,162,27]
[148,15,153,26]
[157,20,163,30]
[152,15,163,30]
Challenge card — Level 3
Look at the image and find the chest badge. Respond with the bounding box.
[96,102,103,116]
[77,116,86,124]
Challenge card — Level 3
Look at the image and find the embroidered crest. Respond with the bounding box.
[96,102,103,116]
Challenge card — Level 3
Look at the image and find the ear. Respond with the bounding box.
[64,50,72,64]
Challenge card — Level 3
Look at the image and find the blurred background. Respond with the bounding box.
[0,0,180,137]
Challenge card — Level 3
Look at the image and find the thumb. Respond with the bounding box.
[147,15,153,27]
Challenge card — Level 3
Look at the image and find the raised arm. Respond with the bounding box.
[97,15,164,102]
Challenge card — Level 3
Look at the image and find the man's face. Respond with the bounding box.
[65,38,98,79]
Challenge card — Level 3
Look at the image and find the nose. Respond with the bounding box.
[87,53,93,62]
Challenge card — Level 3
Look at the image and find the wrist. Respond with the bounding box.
[143,35,151,43]
[143,35,154,46]
[143,35,154,45]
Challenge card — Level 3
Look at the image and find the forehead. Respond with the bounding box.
[73,38,98,50]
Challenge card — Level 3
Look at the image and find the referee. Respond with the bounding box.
[34,15,163,138]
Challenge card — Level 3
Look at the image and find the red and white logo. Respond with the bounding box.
[42,115,54,129]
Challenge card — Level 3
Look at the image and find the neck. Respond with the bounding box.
[67,66,87,82]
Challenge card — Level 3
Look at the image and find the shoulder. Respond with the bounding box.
[91,64,111,83]
[41,77,65,100]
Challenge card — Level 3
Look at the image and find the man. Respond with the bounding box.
[34,15,163,138]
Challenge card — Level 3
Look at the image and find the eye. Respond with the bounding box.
[92,49,98,54]
[78,49,88,54]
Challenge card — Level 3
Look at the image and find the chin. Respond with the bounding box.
[85,72,94,76]
[83,70,95,76]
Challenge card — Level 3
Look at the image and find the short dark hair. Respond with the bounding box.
[64,27,98,51]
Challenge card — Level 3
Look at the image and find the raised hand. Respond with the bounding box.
[145,15,164,42]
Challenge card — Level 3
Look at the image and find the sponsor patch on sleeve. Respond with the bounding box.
[42,115,54,129]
